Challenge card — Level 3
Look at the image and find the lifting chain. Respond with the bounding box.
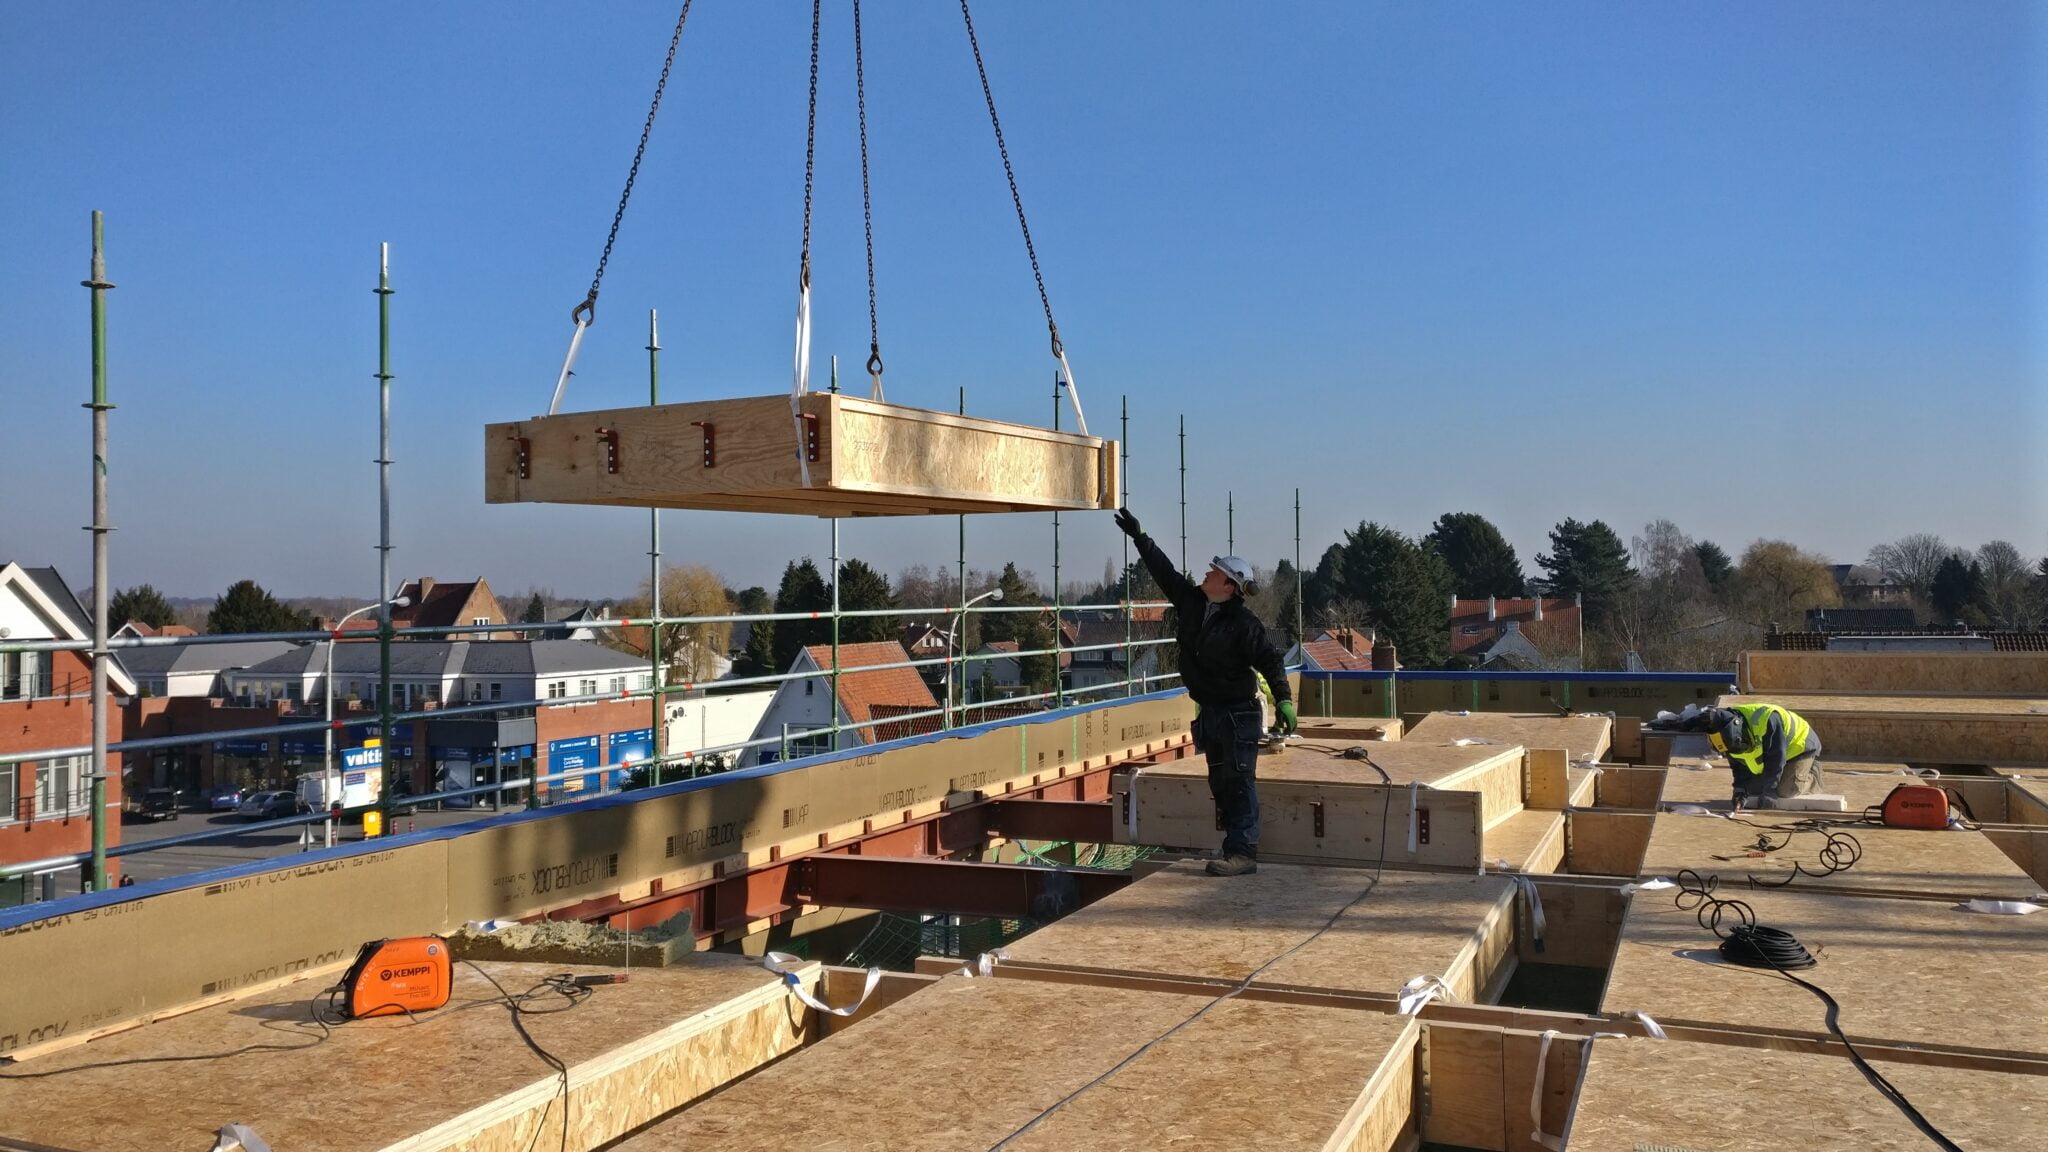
[854,0,885,396]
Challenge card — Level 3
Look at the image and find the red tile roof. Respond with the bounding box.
[1300,639,1372,671]
[801,642,938,731]
[1449,598,1582,656]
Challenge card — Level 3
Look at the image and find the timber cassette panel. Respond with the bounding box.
[1635,811,2044,902]
[614,974,1421,1152]
[485,393,1119,517]
[1117,738,1530,870]
[0,956,813,1152]
[1403,711,1613,765]
[1568,1035,2048,1151]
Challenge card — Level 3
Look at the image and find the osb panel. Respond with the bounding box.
[1517,882,1627,968]
[1601,886,2048,1059]
[1525,748,1570,811]
[1003,863,1515,1002]
[1501,1029,1583,1152]
[616,976,1419,1152]
[1298,717,1405,741]
[1127,771,1487,870]
[1636,812,2041,901]
[1404,713,1612,765]
[1564,811,1653,877]
[1567,1035,2048,1150]
[1720,692,2048,716]
[1656,761,2013,818]
[1421,1024,1504,1150]
[1145,738,1523,787]
[1739,650,2048,697]
[1439,752,1528,830]
[1484,809,1565,874]
[1591,765,1666,809]
[1981,828,2048,891]
[0,957,799,1152]
[1718,693,2048,762]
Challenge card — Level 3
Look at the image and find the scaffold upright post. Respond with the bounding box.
[83,210,115,892]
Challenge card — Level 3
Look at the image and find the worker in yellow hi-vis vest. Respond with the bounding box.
[1701,703,1824,810]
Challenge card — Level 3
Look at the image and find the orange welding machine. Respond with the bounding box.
[1869,783,1954,831]
[339,936,453,1019]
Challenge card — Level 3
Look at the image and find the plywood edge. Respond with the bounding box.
[1321,1015,1421,1152]
[377,965,815,1152]
[1,959,357,1065]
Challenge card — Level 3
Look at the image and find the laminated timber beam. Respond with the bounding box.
[788,855,1132,920]
[984,797,1121,843]
[485,393,1119,517]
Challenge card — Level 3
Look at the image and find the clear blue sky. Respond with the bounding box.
[3,3,2042,601]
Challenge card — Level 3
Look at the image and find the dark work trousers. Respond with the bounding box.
[1194,699,1263,858]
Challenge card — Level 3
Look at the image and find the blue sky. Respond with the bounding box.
[3,3,2042,601]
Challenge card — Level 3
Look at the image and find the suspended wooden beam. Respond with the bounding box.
[485,393,1119,517]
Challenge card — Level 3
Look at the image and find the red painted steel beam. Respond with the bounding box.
[984,798,1120,844]
[788,855,1130,920]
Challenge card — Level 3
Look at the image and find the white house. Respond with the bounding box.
[743,642,940,767]
[219,639,654,711]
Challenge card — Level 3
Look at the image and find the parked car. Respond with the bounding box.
[138,787,180,821]
[209,785,247,812]
[238,790,311,821]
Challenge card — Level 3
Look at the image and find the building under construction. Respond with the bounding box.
[2,648,2045,1150]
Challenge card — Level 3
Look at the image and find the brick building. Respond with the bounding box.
[0,564,135,888]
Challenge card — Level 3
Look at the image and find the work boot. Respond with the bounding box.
[1206,854,1257,877]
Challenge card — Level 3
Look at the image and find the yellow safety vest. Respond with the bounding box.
[1715,702,1812,776]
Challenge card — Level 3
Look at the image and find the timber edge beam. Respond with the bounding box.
[485,393,1120,516]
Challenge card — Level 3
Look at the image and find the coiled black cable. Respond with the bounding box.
[1742,822,1863,890]
[1717,923,1817,970]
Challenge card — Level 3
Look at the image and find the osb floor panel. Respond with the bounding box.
[1484,807,1566,873]
[1601,885,2048,1059]
[1721,692,2048,716]
[1403,712,1613,763]
[1002,861,1513,999]
[1144,738,1520,787]
[0,957,791,1152]
[1658,760,2022,819]
[1297,716,1405,741]
[617,975,1418,1152]
[1635,812,2043,901]
[1568,1035,2048,1151]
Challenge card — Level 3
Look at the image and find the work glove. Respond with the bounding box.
[1277,701,1297,734]
[1112,507,1142,539]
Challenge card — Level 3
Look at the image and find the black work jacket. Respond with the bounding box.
[1133,532,1291,709]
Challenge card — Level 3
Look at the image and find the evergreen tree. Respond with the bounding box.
[1692,541,1734,596]
[1536,519,1635,625]
[770,559,832,672]
[835,559,897,643]
[1930,556,1994,627]
[206,580,314,635]
[1424,513,1525,598]
[982,563,1055,692]
[1270,559,1304,644]
[1325,523,1453,667]
[519,592,549,624]
[109,584,176,631]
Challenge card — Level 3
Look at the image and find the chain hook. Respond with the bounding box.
[865,344,885,379]
[571,291,598,327]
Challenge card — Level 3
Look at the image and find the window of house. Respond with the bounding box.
[804,680,814,696]
[286,683,302,703]
[0,762,15,821]
[471,682,484,702]
[547,681,566,699]
[1460,625,1484,635]
[490,682,503,701]
[426,683,441,704]
[473,616,490,627]
[2,652,53,699]
[609,677,626,694]
[35,756,79,816]
[639,674,653,690]
[579,679,597,696]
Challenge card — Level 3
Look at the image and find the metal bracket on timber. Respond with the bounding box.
[484,393,1119,518]
[984,798,1120,844]
[789,855,1131,920]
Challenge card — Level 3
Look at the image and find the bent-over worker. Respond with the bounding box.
[1702,703,1824,810]
[1115,507,1294,876]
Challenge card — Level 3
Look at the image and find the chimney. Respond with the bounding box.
[1486,595,1497,622]
[1534,597,1544,622]
[1449,593,1459,614]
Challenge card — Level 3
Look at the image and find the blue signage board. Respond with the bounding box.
[213,738,269,757]
[548,735,602,793]
[342,745,384,771]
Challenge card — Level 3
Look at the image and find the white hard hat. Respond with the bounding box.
[1210,555,1256,596]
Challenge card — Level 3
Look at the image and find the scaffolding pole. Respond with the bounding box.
[375,244,396,816]
[647,309,663,784]
[1294,487,1304,644]
[1051,371,1063,709]
[1121,396,1132,697]
[83,211,114,891]
[1177,414,1187,573]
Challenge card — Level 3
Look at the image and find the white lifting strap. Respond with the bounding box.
[762,950,879,1017]
[547,318,592,416]
[1056,349,1087,436]
[788,278,815,487]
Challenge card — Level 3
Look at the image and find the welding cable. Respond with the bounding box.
[0,1001,334,1080]
[1742,823,1862,890]
[1674,874,1965,1151]
[982,751,1397,1151]
[461,962,592,1152]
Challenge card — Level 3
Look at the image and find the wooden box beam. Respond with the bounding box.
[485,393,1119,517]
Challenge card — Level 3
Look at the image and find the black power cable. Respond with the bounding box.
[1735,821,1863,890]
[1671,871,1965,1151]
[461,962,591,1152]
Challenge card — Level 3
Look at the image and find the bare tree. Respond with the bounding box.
[613,565,735,683]
[1866,533,1959,605]
[1977,540,2035,628]
[1605,521,1743,671]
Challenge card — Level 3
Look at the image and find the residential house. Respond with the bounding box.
[122,640,298,699]
[743,642,940,766]
[112,621,196,641]
[1829,565,1910,607]
[1449,596,1582,671]
[387,577,511,639]
[1287,630,1377,672]
[1805,606,1919,632]
[0,564,136,888]
[1064,615,1165,694]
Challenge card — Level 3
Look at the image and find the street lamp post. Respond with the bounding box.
[324,595,409,847]
[944,587,1004,728]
